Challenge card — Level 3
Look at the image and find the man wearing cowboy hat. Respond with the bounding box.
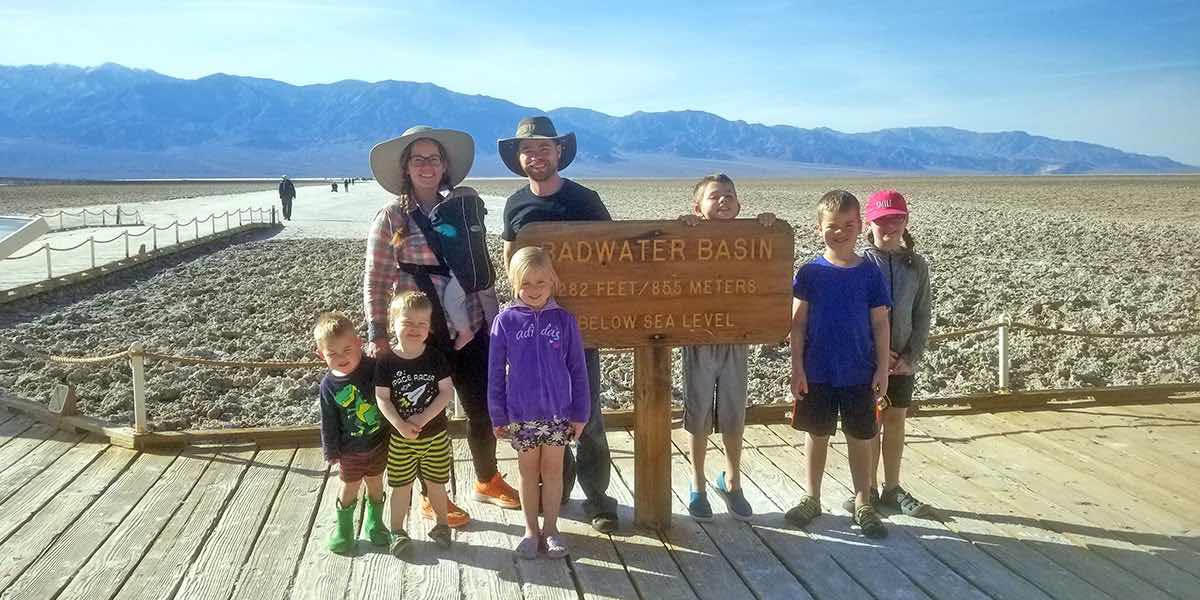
[498,115,619,534]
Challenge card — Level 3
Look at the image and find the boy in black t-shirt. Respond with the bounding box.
[316,312,388,554]
[376,291,456,554]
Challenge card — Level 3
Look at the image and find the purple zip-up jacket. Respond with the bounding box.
[487,298,590,427]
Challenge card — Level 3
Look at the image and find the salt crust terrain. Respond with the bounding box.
[1,176,1198,430]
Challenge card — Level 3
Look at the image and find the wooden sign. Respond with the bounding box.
[515,220,795,347]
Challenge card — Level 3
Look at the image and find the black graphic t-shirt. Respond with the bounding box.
[318,356,383,461]
[374,346,453,438]
[500,178,612,241]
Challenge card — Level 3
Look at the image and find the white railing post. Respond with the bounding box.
[116,205,122,225]
[194,220,199,240]
[124,231,130,258]
[226,212,230,231]
[238,210,243,227]
[89,236,95,268]
[43,244,51,278]
[271,206,276,224]
[130,342,147,433]
[102,211,106,226]
[175,222,180,245]
[211,217,216,235]
[997,314,1010,391]
[59,212,63,229]
[152,227,158,250]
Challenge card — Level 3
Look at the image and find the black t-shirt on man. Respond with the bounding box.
[500,178,612,241]
[374,346,453,438]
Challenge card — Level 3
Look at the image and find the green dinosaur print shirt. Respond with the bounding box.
[319,356,385,461]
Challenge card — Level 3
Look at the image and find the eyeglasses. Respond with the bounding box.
[408,154,443,168]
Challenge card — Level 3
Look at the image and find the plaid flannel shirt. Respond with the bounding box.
[363,200,487,342]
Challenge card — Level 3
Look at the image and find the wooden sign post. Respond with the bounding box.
[516,219,794,529]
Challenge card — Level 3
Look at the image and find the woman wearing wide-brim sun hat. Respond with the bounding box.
[364,126,519,531]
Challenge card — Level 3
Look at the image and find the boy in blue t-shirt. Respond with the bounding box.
[786,190,892,538]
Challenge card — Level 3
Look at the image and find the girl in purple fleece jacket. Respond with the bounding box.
[488,247,590,560]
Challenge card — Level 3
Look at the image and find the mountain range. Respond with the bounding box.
[0,63,1192,178]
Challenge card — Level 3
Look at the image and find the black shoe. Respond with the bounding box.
[389,528,411,557]
[591,512,618,534]
[851,504,888,538]
[880,486,931,517]
[429,523,452,549]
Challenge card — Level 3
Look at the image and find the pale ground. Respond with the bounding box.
[0,182,505,290]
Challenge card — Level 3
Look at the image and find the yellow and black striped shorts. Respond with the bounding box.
[387,430,452,487]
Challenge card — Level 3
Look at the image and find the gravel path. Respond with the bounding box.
[1,177,1198,430]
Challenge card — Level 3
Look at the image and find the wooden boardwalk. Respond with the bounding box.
[0,403,1197,600]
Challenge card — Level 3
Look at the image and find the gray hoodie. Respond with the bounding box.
[864,246,932,368]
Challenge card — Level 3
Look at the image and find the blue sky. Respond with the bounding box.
[2,0,1198,164]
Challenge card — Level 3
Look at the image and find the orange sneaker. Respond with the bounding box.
[420,496,471,529]
[473,473,521,509]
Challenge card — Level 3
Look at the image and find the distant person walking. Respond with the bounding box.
[278,175,296,221]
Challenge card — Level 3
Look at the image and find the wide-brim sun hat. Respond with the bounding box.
[370,126,475,196]
[497,116,577,177]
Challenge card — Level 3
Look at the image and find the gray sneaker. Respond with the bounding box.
[713,472,753,521]
[881,486,931,517]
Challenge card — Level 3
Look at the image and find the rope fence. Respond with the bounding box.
[2,314,1198,433]
[36,206,144,232]
[3,206,275,280]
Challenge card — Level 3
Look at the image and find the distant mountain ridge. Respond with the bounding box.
[0,63,1191,178]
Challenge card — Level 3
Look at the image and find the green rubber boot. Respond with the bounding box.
[363,493,390,547]
[327,499,356,555]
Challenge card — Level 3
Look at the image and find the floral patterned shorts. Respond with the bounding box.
[508,418,574,452]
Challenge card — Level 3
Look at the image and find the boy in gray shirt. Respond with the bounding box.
[678,174,774,521]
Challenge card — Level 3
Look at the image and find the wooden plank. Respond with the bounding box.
[769,424,1070,600]
[1,448,182,599]
[698,425,930,600]
[911,414,1200,589]
[0,437,108,546]
[447,439,529,600]
[0,445,138,593]
[913,383,1200,416]
[656,428,815,599]
[0,393,136,444]
[489,440,577,600]
[629,433,755,600]
[287,458,351,600]
[51,448,214,600]
[901,417,1184,599]
[603,430,700,600]
[762,423,1050,600]
[634,346,672,529]
[110,446,256,600]
[0,423,58,478]
[738,425,994,600]
[397,454,461,600]
[173,446,297,600]
[0,414,33,449]
[514,219,795,347]
[232,447,329,600]
[913,414,1195,536]
[0,426,85,507]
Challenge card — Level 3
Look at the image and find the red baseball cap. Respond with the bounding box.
[865,189,909,222]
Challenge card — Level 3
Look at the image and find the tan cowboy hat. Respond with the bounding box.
[497,116,577,177]
[369,126,475,196]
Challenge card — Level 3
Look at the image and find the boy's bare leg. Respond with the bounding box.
[425,482,449,525]
[880,408,907,490]
[844,434,876,507]
[339,478,363,507]
[721,431,743,490]
[390,483,413,531]
[689,432,708,490]
[364,474,385,503]
[540,446,566,535]
[805,433,829,500]
[517,448,542,538]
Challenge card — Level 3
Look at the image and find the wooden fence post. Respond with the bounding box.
[634,346,673,529]
[89,236,95,268]
[43,243,51,278]
[130,342,147,433]
[997,315,1010,391]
